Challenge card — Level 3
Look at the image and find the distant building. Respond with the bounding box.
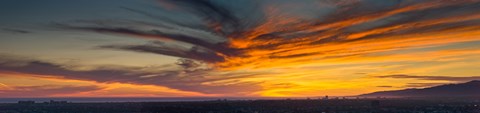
[48,100,68,104]
[18,101,35,104]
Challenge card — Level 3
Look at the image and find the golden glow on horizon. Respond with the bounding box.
[1,0,480,97]
[0,72,213,97]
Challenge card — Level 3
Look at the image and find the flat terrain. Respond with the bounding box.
[1,98,480,113]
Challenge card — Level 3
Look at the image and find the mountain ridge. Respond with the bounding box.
[359,80,480,97]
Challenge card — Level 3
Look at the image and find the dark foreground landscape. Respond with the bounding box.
[1,98,480,113]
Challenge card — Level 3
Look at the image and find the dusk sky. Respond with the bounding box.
[1,0,480,97]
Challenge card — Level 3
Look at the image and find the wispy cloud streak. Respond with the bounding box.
[3,0,480,97]
[377,74,480,82]
[57,0,480,70]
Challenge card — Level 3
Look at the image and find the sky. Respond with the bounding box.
[1,0,480,97]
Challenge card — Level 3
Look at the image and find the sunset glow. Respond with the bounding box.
[1,0,480,97]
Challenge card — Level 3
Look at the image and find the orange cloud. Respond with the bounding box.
[12,0,480,97]
[0,71,212,97]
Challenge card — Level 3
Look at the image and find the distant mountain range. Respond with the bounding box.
[359,80,480,97]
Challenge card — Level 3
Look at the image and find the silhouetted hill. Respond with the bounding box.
[360,80,480,97]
